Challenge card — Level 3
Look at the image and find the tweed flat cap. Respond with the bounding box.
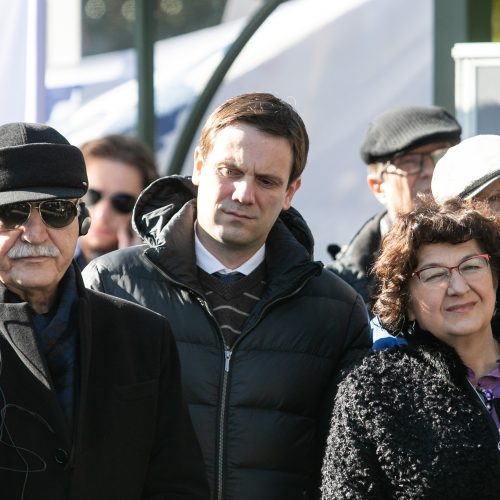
[360,106,461,164]
[0,122,88,206]
[432,134,500,202]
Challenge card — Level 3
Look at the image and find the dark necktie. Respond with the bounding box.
[213,271,245,283]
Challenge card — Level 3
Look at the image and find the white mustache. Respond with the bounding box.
[8,243,61,259]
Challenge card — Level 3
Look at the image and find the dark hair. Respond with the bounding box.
[80,134,158,189]
[372,196,500,334]
[199,92,309,184]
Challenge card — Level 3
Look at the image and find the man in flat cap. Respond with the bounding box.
[0,122,208,499]
[328,105,461,307]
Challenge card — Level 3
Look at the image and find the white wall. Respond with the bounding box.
[0,0,46,122]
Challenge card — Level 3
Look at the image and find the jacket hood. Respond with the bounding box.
[132,175,315,257]
[132,175,196,247]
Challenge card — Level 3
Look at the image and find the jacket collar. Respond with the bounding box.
[0,264,92,438]
[0,286,51,388]
[406,326,469,388]
[138,176,322,300]
[0,264,90,456]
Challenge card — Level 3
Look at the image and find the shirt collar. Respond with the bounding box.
[194,224,265,276]
[467,360,500,383]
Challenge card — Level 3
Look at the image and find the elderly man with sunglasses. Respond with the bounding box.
[75,134,158,269]
[327,105,461,309]
[0,123,208,499]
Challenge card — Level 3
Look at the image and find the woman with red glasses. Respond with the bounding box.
[321,196,500,499]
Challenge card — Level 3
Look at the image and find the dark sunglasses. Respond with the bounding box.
[0,200,78,230]
[84,188,136,214]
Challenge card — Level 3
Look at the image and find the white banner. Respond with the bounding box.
[0,0,46,123]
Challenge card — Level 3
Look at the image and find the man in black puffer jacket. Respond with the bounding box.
[83,93,371,500]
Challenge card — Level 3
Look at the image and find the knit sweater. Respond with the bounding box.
[198,264,266,347]
[321,330,500,499]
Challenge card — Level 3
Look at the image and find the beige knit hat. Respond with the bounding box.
[432,134,500,203]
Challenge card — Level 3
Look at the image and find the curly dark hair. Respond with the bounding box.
[372,195,500,334]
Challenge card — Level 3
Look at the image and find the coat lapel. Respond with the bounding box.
[0,300,52,389]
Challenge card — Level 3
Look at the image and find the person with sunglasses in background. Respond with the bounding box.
[322,197,500,499]
[75,134,158,269]
[0,123,208,499]
[326,106,461,309]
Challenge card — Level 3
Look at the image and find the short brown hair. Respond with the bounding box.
[372,196,500,334]
[81,134,159,189]
[198,92,309,184]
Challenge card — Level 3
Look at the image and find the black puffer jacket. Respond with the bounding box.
[326,211,385,306]
[83,176,371,500]
[321,328,500,499]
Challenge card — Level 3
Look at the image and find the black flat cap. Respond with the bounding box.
[0,122,88,206]
[360,106,461,164]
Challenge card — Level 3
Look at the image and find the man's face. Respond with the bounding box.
[369,142,450,219]
[81,158,143,256]
[192,123,301,265]
[0,202,79,305]
[475,178,500,215]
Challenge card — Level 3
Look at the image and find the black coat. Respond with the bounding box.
[83,176,371,500]
[326,211,385,306]
[0,266,208,500]
[321,329,500,499]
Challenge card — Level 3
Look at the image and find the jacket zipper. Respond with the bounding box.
[145,256,231,498]
[216,349,232,500]
[146,253,318,500]
[213,276,316,499]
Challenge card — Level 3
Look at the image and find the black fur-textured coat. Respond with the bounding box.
[321,330,500,499]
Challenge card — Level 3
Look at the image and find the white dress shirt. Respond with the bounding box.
[194,224,265,276]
